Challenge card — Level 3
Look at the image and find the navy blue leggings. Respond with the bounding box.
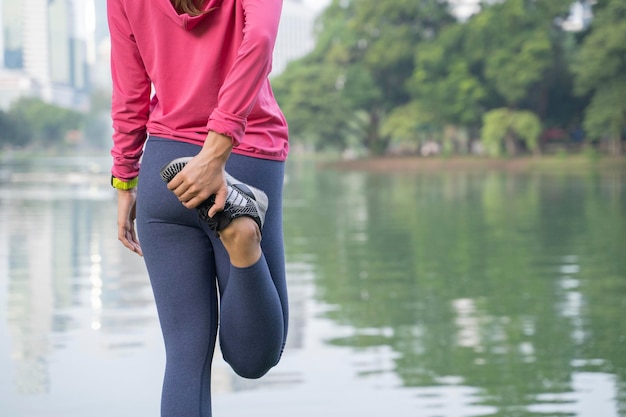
[136,137,288,417]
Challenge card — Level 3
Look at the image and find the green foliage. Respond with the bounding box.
[469,0,571,106]
[275,0,623,158]
[285,162,626,405]
[572,0,626,154]
[484,30,552,105]
[386,0,575,152]
[348,0,455,109]
[0,109,31,147]
[382,101,437,145]
[272,59,356,150]
[4,97,85,147]
[88,89,112,114]
[481,108,542,157]
[581,80,626,147]
[275,0,454,154]
[408,23,486,128]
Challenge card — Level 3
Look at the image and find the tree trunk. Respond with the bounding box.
[611,134,623,156]
[533,139,542,156]
[366,109,384,155]
[505,130,517,157]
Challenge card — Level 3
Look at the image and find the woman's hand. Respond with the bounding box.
[167,131,233,217]
[117,188,143,256]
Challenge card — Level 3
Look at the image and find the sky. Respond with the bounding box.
[301,0,483,19]
[303,0,330,11]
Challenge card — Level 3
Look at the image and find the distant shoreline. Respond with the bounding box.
[325,155,626,173]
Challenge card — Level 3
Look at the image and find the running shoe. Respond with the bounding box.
[160,157,268,233]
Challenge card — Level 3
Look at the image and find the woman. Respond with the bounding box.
[107,0,289,415]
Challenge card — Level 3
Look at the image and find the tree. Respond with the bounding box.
[276,0,602,157]
[348,0,455,109]
[394,0,574,154]
[396,22,486,150]
[7,97,84,146]
[481,108,542,157]
[274,0,454,154]
[467,0,572,107]
[381,101,438,148]
[340,0,454,154]
[572,0,626,155]
[409,23,486,127]
[272,59,357,151]
[0,109,31,147]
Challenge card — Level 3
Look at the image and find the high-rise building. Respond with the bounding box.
[23,0,50,89]
[0,0,94,110]
[90,0,112,90]
[272,0,317,76]
[1,0,23,69]
[0,0,37,108]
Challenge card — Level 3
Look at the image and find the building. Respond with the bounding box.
[0,0,95,110]
[272,0,317,76]
[90,0,112,90]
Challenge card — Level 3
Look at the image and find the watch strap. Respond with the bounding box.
[111,176,138,190]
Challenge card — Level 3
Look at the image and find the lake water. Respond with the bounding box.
[0,155,625,417]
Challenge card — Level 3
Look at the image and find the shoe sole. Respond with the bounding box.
[224,172,269,228]
[159,157,268,231]
[160,157,193,183]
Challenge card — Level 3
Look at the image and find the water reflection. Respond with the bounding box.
[1,155,625,417]
[0,157,157,401]
[0,156,311,416]
[283,161,626,417]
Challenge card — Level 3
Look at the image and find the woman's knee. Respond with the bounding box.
[227,352,278,379]
[223,346,282,379]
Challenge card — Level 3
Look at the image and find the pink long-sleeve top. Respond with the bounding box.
[107,0,289,180]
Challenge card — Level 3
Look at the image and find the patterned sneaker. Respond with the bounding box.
[160,157,269,234]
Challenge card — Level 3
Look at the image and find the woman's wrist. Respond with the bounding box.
[201,131,233,162]
[111,175,138,190]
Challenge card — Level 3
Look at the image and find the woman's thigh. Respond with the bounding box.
[136,137,220,350]
[221,153,288,335]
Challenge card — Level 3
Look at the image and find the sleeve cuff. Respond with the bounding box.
[206,108,247,147]
[111,159,141,181]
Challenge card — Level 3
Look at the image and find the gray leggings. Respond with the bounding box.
[136,137,288,417]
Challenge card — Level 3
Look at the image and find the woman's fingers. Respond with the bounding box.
[117,189,143,256]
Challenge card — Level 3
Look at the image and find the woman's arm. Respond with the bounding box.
[205,0,283,146]
[108,0,150,255]
[170,0,283,214]
[107,0,151,181]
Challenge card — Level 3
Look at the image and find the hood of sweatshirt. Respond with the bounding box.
[155,0,223,31]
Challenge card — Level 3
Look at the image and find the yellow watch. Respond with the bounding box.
[111,176,138,190]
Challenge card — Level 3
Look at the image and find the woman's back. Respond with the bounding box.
[108,0,289,181]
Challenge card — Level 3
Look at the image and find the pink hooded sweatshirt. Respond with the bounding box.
[107,0,289,180]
